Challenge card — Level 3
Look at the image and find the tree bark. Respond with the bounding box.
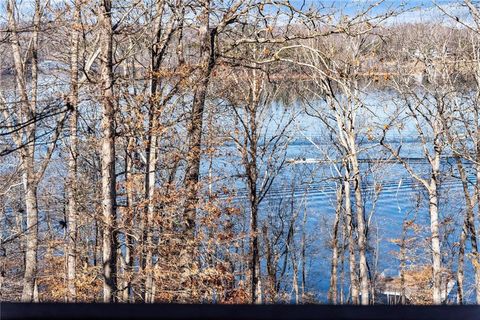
[143,128,157,303]
[22,169,38,302]
[348,137,369,305]
[183,0,214,237]
[7,0,41,302]
[99,0,118,303]
[456,156,480,304]
[475,132,480,304]
[263,225,277,303]
[429,148,442,304]
[180,0,214,298]
[344,168,359,304]
[123,138,135,302]
[66,0,81,302]
[249,183,260,304]
[328,183,343,304]
[142,0,169,300]
[457,213,466,305]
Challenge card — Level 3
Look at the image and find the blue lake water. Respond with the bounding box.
[215,134,475,303]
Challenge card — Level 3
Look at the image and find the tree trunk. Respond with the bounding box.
[344,168,359,304]
[245,69,262,304]
[7,0,41,302]
[99,0,117,302]
[456,156,480,303]
[301,200,308,302]
[66,0,81,302]
[143,129,157,303]
[183,0,214,237]
[457,215,466,305]
[21,167,38,302]
[429,186,442,304]
[263,225,277,303]
[181,0,214,298]
[475,150,480,304]
[143,0,171,301]
[247,134,260,303]
[400,219,407,305]
[328,183,343,304]
[429,151,442,304]
[123,138,135,302]
[249,197,260,303]
[349,142,369,305]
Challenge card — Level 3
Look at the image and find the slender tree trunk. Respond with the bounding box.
[142,87,158,302]
[457,215,466,305]
[263,225,278,303]
[66,0,81,302]
[94,218,99,268]
[7,0,41,302]
[291,252,299,304]
[429,186,442,304]
[181,0,214,299]
[248,166,259,301]
[475,143,480,304]
[429,150,442,304]
[249,197,260,303]
[183,0,214,237]
[263,226,272,302]
[344,168,359,304]
[123,138,135,302]
[349,140,369,305]
[301,201,308,302]
[143,0,171,301]
[99,0,117,302]
[340,220,346,304]
[456,156,480,303]
[143,129,157,303]
[25,1,40,301]
[22,166,38,302]
[400,219,407,305]
[245,70,262,304]
[456,157,467,305]
[0,204,5,297]
[328,183,343,304]
[247,125,260,303]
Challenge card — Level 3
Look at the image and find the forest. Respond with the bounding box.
[2,0,480,305]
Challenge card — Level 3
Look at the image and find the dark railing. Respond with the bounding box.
[2,303,480,320]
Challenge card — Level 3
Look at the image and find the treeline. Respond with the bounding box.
[1,0,480,305]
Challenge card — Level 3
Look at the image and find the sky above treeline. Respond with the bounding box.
[0,0,472,26]
[289,0,471,24]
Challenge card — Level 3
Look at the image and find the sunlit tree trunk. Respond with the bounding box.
[123,138,135,302]
[99,0,118,302]
[328,182,343,304]
[456,156,480,304]
[475,111,480,304]
[143,2,165,301]
[66,0,81,302]
[344,168,359,304]
[7,0,41,302]
[348,140,369,305]
[143,127,157,302]
[430,129,442,305]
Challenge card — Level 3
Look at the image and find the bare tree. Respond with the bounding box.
[3,0,67,302]
[379,26,460,303]
[98,0,118,302]
[66,0,82,302]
